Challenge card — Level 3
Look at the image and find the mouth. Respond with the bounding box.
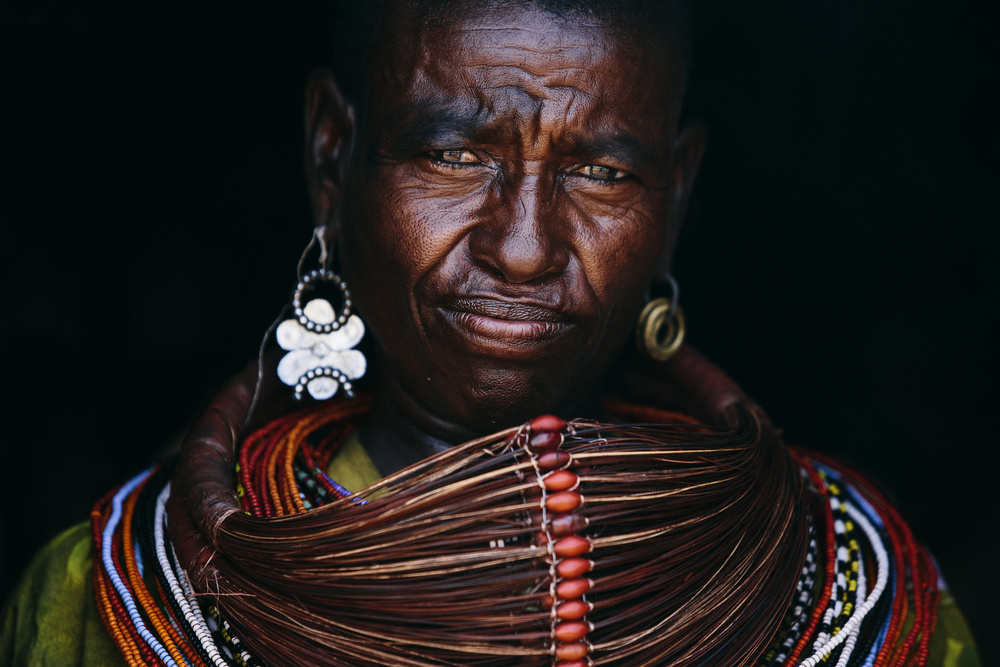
[440,297,573,349]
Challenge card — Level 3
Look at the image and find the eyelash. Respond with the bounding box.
[571,166,631,186]
[426,150,631,185]
[428,149,481,168]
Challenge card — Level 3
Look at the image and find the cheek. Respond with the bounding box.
[358,171,478,276]
[568,191,669,302]
[349,164,496,306]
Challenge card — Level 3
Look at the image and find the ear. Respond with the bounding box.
[656,119,707,279]
[304,68,356,235]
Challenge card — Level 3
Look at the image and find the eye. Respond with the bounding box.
[573,164,630,182]
[429,149,481,165]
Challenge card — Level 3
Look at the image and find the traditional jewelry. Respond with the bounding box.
[275,226,366,401]
[514,414,595,665]
[90,351,940,667]
[636,275,686,361]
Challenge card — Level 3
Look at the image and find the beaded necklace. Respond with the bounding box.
[91,397,939,666]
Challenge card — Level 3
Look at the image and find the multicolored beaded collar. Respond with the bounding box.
[91,397,938,666]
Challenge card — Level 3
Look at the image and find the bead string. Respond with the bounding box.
[153,484,230,667]
[138,472,213,667]
[840,477,894,667]
[782,458,839,666]
[204,605,262,667]
[92,487,147,667]
[519,415,596,667]
[235,399,369,518]
[96,469,178,667]
[833,527,867,667]
[797,500,889,666]
[784,453,939,667]
[90,403,939,667]
[120,476,199,667]
[812,470,861,652]
[760,529,818,665]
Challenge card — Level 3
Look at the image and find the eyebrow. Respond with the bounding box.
[377,101,665,173]
[378,104,502,155]
[566,134,665,174]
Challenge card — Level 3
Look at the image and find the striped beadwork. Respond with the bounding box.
[90,403,939,667]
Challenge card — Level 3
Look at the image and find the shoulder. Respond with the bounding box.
[794,451,980,667]
[929,585,981,666]
[1,523,125,666]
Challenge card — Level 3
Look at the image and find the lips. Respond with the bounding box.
[440,296,573,349]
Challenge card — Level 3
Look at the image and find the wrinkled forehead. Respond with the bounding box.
[419,7,608,87]
[363,4,686,140]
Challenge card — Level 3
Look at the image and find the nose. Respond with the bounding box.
[468,173,570,284]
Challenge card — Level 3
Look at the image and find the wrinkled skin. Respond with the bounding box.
[305,3,705,471]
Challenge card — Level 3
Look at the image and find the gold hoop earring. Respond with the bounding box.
[636,297,686,362]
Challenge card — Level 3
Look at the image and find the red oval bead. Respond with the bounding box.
[554,536,592,557]
[537,451,571,470]
[556,600,593,620]
[555,661,591,667]
[556,578,592,599]
[554,621,591,642]
[530,414,567,432]
[550,513,589,536]
[555,642,590,661]
[529,431,563,452]
[557,557,595,578]
[546,491,583,513]
[543,469,578,491]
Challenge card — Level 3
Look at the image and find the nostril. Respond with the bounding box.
[467,178,568,284]
[470,250,508,281]
[481,234,562,284]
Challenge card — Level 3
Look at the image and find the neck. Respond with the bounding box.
[359,365,606,475]
[360,387,457,475]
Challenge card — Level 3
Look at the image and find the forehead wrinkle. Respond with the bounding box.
[460,45,601,82]
[372,7,675,165]
[466,61,598,106]
[462,82,596,159]
[449,12,605,76]
[410,12,605,122]
[464,63,600,94]
[458,38,597,54]
[451,22,602,39]
[461,43,601,58]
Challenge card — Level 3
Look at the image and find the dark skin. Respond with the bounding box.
[305,4,705,473]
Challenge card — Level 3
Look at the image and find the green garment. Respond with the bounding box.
[0,435,381,667]
[1,437,981,666]
[1,523,124,667]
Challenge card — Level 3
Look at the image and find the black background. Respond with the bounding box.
[2,0,996,650]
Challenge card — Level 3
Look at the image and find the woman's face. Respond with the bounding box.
[332,5,701,434]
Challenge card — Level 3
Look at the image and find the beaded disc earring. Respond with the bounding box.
[274,226,366,401]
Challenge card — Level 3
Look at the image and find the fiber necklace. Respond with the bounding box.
[91,350,938,666]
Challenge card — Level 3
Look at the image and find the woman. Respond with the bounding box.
[1,1,980,665]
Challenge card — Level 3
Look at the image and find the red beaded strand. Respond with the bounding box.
[237,419,285,515]
[872,504,910,667]
[237,396,373,519]
[519,414,596,667]
[883,496,935,667]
